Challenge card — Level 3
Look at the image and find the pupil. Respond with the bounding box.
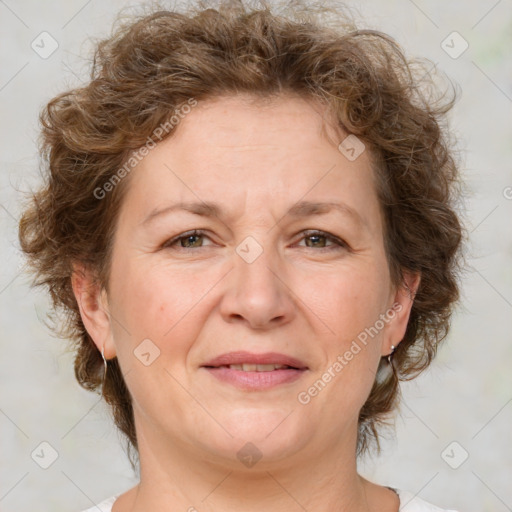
[183,235,201,247]
[307,235,325,247]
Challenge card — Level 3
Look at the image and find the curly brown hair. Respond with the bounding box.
[18,0,464,463]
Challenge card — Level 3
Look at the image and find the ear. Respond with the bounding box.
[382,270,421,356]
[71,263,116,359]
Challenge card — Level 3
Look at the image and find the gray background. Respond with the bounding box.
[1,0,511,511]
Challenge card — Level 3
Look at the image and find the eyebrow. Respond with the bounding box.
[141,200,365,227]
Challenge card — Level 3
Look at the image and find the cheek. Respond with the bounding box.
[296,261,390,409]
[107,261,214,416]
[109,259,215,355]
[301,291,386,431]
[304,262,390,346]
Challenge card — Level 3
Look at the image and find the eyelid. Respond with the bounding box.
[161,229,350,250]
[296,229,349,250]
[161,229,211,249]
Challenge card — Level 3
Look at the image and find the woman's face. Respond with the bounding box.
[83,94,414,468]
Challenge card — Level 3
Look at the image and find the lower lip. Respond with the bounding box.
[203,367,306,390]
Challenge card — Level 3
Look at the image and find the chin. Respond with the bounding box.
[194,406,312,469]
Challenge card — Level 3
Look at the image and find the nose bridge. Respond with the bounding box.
[220,232,295,328]
[234,232,282,297]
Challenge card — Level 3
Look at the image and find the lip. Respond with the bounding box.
[202,351,308,369]
[201,351,308,391]
[203,367,306,390]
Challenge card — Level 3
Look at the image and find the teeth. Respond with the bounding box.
[228,363,288,372]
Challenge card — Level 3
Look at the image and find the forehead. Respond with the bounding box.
[169,93,345,153]
[117,93,381,233]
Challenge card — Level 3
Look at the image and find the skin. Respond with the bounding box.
[72,93,419,511]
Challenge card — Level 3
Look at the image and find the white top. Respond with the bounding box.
[79,489,460,511]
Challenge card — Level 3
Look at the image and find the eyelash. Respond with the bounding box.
[162,229,349,251]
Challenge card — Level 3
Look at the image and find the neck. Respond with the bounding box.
[120,419,378,512]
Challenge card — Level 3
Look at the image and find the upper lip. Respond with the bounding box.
[202,351,308,369]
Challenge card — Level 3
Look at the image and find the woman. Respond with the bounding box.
[18,1,463,510]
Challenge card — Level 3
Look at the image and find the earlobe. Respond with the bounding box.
[71,263,116,359]
[383,271,421,355]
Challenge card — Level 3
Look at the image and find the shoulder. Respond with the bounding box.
[78,495,118,512]
[396,489,460,512]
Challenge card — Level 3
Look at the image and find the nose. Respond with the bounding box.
[219,240,296,330]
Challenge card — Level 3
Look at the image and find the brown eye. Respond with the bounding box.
[304,233,329,248]
[298,230,348,250]
[162,230,212,249]
[179,234,203,248]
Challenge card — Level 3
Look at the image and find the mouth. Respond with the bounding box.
[201,351,308,390]
[213,363,298,372]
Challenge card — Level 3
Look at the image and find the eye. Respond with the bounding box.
[162,229,213,249]
[162,229,349,251]
[296,230,349,250]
